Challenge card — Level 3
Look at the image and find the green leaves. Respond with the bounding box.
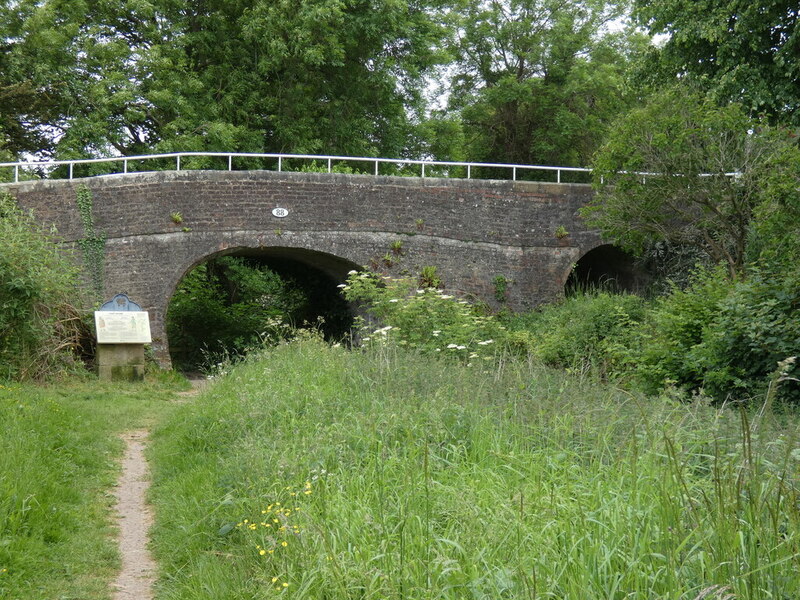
[0,0,445,159]
[586,85,794,275]
[632,0,800,125]
[0,192,86,379]
[443,0,645,167]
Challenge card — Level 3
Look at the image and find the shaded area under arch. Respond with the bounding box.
[166,246,360,370]
[565,244,650,296]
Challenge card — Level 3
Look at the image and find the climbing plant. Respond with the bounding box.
[74,185,106,300]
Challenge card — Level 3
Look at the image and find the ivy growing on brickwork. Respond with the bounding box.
[74,185,106,300]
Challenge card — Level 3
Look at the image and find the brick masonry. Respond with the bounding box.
[3,170,603,366]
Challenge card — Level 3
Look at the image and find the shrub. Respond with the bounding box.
[0,192,86,379]
[503,292,648,377]
[700,266,800,403]
[629,267,730,394]
[340,271,504,361]
[166,257,305,370]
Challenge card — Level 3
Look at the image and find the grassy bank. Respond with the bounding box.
[149,340,799,599]
[0,375,186,600]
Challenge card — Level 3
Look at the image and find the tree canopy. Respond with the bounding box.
[632,0,800,125]
[1,0,797,169]
[441,0,648,167]
[0,0,446,158]
[585,86,795,277]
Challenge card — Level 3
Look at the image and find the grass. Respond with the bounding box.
[148,338,800,599]
[0,372,188,600]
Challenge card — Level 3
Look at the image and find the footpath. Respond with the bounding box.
[111,380,205,600]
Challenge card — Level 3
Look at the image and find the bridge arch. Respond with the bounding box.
[165,244,360,370]
[564,243,649,295]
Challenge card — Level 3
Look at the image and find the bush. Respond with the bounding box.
[0,192,86,379]
[341,271,505,361]
[503,291,648,377]
[629,267,730,395]
[166,257,305,370]
[700,267,800,403]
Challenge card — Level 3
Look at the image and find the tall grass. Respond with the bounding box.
[149,339,799,599]
[0,376,186,599]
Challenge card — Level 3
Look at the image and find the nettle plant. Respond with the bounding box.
[340,270,505,362]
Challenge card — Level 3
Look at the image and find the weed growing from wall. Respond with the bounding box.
[493,275,510,303]
[74,185,106,300]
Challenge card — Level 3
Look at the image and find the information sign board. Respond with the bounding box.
[95,311,152,344]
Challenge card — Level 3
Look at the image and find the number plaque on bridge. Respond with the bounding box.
[272,207,289,218]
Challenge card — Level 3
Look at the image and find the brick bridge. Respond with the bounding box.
[3,169,631,366]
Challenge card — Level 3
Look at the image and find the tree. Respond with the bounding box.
[440,0,648,168]
[0,0,446,159]
[585,86,792,278]
[632,0,800,125]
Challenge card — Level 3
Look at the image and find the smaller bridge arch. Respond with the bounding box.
[564,243,649,295]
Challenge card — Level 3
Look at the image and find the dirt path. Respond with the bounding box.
[112,430,157,600]
[111,379,206,599]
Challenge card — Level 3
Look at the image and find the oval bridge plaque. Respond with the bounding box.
[272,207,289,218]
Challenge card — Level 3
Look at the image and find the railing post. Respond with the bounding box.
[512,167,516,181]
[327,158,331,173]
[557,169,561,184]
[375,160,378,176]
[278,156,282,172]
[177,155,181,171]
[14,165,19,183]
[69,163,73,180]
[467,165,471,179]
[228,155,232,171]
[421,163,425,178]
[124,159,128,174]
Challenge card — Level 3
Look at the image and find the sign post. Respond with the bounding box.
[95,294,152,381]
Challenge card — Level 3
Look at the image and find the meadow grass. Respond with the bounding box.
[0,373,187,600]
[149,339,799,599]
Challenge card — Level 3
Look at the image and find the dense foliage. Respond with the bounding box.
[0,192,86,380]
[503,269,800,404]
[0,0,445,158]
[586,87,794,276]
[442,0,648,168]
[632,0,799,125]
[166,256,352,370]
[0,0,650,167]
[342,270,505,361]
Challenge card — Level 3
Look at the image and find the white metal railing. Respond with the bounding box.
[0,151,594,184]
